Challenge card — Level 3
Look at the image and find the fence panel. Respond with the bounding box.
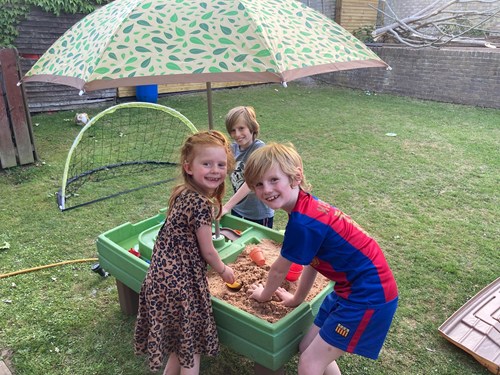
[0,48,37,169]
[0,74,17,169]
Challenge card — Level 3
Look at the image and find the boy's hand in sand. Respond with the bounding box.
[276,287,301,307]
[247,283,271,302]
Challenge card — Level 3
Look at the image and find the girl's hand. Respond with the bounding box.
[219,265,235,284]
[275,287,300,307]
[247,283,271,302]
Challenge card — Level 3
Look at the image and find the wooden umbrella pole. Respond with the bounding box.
[206,82,214,129]
[215,219,220,238]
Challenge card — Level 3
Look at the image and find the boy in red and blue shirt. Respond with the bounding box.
[245,143,398,375]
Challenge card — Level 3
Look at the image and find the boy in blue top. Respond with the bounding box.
[244,143,398,375]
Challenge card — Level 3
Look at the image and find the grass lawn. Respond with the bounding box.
[1,81,498,374]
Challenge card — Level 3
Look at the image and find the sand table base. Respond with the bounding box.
[208,239,330,323]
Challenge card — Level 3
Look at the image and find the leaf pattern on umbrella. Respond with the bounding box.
[26,0,382,85]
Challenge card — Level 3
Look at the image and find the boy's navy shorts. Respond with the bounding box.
[314,292,398,359]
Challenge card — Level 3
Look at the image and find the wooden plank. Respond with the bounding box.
[16,53,39,162]
[0,75,17,169]
[0,48,34,165]
[26,99,115,113]
[337,0,378,32]
[335,0,343,24]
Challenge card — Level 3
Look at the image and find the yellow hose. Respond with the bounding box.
[0,258,98,279]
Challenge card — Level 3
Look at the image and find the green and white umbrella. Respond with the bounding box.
[21,0,389,126]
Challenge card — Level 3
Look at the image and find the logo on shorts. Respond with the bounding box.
[335,323,350,337]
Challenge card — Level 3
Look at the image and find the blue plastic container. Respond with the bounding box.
[135,84,158,103]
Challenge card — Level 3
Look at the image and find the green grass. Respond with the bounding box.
[1,82,498,374]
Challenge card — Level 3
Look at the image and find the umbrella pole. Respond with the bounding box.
[206,82,214,129]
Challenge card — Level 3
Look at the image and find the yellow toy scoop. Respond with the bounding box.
[226,281,243,291]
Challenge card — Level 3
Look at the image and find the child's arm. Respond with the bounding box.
[222,183,251,216]
[196,224,235,284]
[275,266,317,307]
[248,255,291,302]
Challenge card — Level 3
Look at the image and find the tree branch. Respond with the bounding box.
[371,0,499,48]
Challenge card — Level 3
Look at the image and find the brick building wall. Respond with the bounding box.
[319,45,500,109]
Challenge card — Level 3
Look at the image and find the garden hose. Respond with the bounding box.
[0,258,98,279]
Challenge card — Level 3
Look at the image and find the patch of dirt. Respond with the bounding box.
[208,239,330,323]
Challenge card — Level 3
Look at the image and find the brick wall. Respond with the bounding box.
[318,45,500,109]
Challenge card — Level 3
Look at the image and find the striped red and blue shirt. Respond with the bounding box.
[281,190,398,305]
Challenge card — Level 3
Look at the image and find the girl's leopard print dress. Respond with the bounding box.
[134,189,219,371]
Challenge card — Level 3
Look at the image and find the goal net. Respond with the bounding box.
[57,102,197,211]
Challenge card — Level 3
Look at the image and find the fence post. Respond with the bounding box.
[0,48,37,169]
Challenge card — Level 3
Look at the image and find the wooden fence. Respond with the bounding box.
[335,0,379,32]
[0,48,37,169]
[16,8,116,113]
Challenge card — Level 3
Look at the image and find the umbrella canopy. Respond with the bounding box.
[21,0,389,126]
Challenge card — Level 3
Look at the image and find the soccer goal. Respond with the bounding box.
[56,102,198,211]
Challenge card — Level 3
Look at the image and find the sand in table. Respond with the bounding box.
[208,239,330,323]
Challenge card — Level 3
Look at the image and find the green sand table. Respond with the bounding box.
[97,212,332,371]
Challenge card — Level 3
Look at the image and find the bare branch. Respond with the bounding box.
[371,0,499,48]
